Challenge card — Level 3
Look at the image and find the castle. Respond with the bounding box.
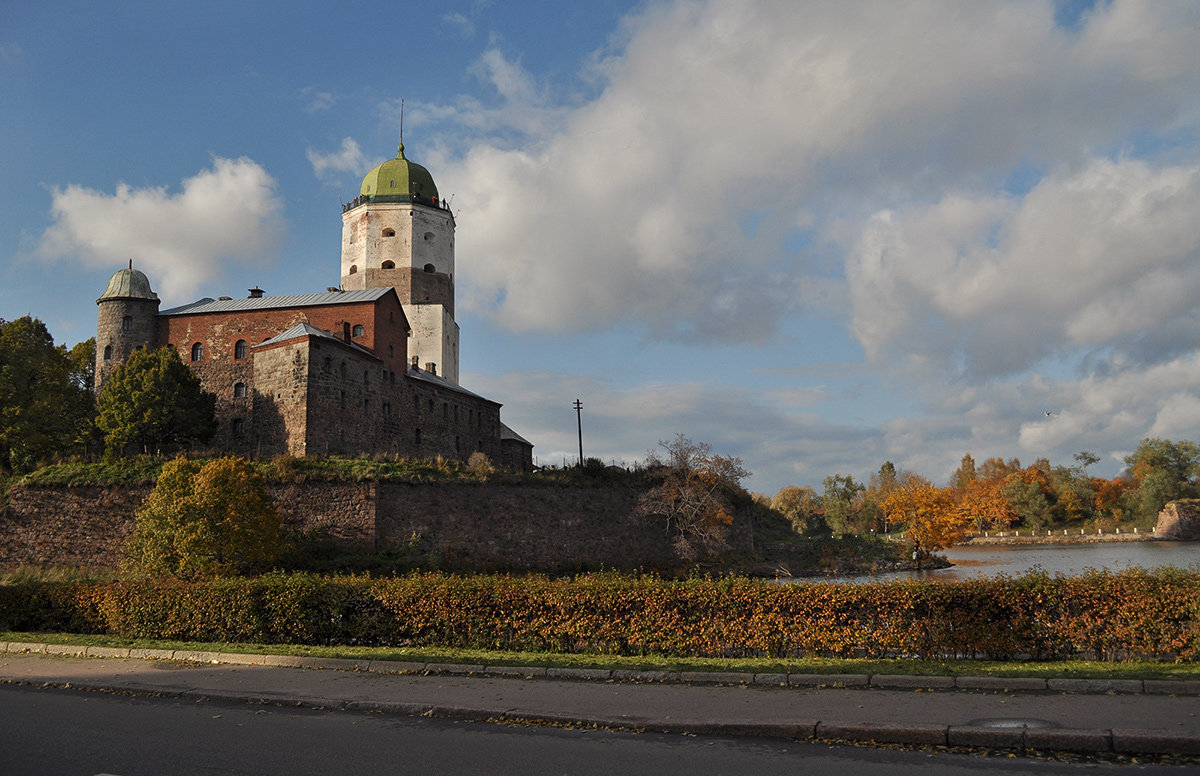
[93,144,533,470]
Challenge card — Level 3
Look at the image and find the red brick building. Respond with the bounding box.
[94,145,533,470]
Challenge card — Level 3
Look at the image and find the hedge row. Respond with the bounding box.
[1,570,1197,661]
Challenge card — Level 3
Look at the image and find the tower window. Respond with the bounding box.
[233,382,247,398]
[381,260,395,269]
[234,339,248,359]
[423,263,436,273]
[349,264,358,275]
[103,344,112,361]
[352,324,365,338]
[423,232,434,242]
[191,342,204,361]
[121,315,132,331]
[382,228,395,238]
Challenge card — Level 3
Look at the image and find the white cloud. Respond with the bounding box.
[422,0,1200,348]
[299,87,337,114]
[847,157,1200,377]
[38,157,283,302]
[307,137,370,182]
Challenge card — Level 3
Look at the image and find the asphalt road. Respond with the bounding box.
[3,684,1197,776]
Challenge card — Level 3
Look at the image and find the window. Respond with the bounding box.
[423,231,434,242]
[103,344,112,361]
[234,339,248,359]
[191,342,204,361]
[340,361,346,379]
[233,382,247,398]
[423,263,436,273]
[381,260,395,269]
[383,402,391,417]
[414,428,422,445]
[323,356,331,372]
[340,390,346,409]
[382,228,395,238]
[232,418,245,436]
[122,315,132,331]
[349,264,358,275]
[388,345,394,358]
[352,324,365,338]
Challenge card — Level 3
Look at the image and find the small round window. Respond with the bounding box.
[423,263,436,273]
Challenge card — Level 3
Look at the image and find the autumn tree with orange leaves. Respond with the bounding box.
[636,435,750,559]
[882,478,969,561]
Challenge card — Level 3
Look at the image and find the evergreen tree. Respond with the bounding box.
[96,347,217,459]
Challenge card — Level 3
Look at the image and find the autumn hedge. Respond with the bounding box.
[1,570,1197,661]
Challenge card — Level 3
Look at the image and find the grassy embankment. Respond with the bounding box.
[3,630,1198,681]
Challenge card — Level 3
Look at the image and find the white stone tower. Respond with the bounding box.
[340,143,459,384]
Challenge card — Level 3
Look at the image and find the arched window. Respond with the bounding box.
[340,361,346,378]
[191,342,204,361]
[423,263,436,273]
[423,231,434,242]
[352,324,365,338]
[382,228,395,237]
[349,264,358,275]
[323,357,331,372]
[234,339,248,359]
[121,315,132,331]
[103,344,112,361]
[388,345,394,357]
[233,382,247,398]
[381,260,395,269]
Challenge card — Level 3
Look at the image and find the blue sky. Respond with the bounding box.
[3,1,1199,495]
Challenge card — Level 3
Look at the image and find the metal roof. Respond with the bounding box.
[256,322,378,359]
[407,367,499,406]
[500,423,531,446]
[159,288,391,316]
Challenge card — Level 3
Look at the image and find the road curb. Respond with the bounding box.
[6,641,1200,698]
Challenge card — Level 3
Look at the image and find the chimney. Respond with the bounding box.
[248,287,264,299]
[425,362,437,376]
[411,356,419,370]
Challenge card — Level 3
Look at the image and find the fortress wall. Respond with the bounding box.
[0,480,751,571]
[375,482,674,571]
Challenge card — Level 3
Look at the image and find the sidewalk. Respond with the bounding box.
[2,640,1199,758]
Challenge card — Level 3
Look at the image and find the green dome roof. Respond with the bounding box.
[359,144,439,202]
[98,265,159,303]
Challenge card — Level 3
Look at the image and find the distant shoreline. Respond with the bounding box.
[960,532,1160,546]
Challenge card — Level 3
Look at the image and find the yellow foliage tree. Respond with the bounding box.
[882,479,967,560]
[954,478,1017,532]
[123,456,281,579]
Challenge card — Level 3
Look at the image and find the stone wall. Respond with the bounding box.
[0,485,152,568]
[1155,499,1200,540]
[0,480,753,571]
[376,482,671,571]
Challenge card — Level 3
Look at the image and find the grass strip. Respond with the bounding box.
[5,631,1198,681]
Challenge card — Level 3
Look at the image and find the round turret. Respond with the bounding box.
[358,144,440,204]
[95,264,161,392]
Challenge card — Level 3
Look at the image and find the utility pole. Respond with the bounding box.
[573,398,584,466]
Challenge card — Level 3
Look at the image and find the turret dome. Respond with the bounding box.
[97,265,159,303]
[359,143,439,204]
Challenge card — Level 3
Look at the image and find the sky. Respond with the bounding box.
[3,0,1199,496]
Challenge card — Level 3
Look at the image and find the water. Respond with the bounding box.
[845,541,1200,583]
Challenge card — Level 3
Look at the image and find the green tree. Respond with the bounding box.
[0,316,95,472]
[771,485,824,535]
[1001,476,1053,530]
[123,456,281,578]
[821,474,866,535]
[1125,438,1200,520]
[96,347,218,459]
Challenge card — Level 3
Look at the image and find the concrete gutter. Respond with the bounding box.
[3,641,1199,758]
